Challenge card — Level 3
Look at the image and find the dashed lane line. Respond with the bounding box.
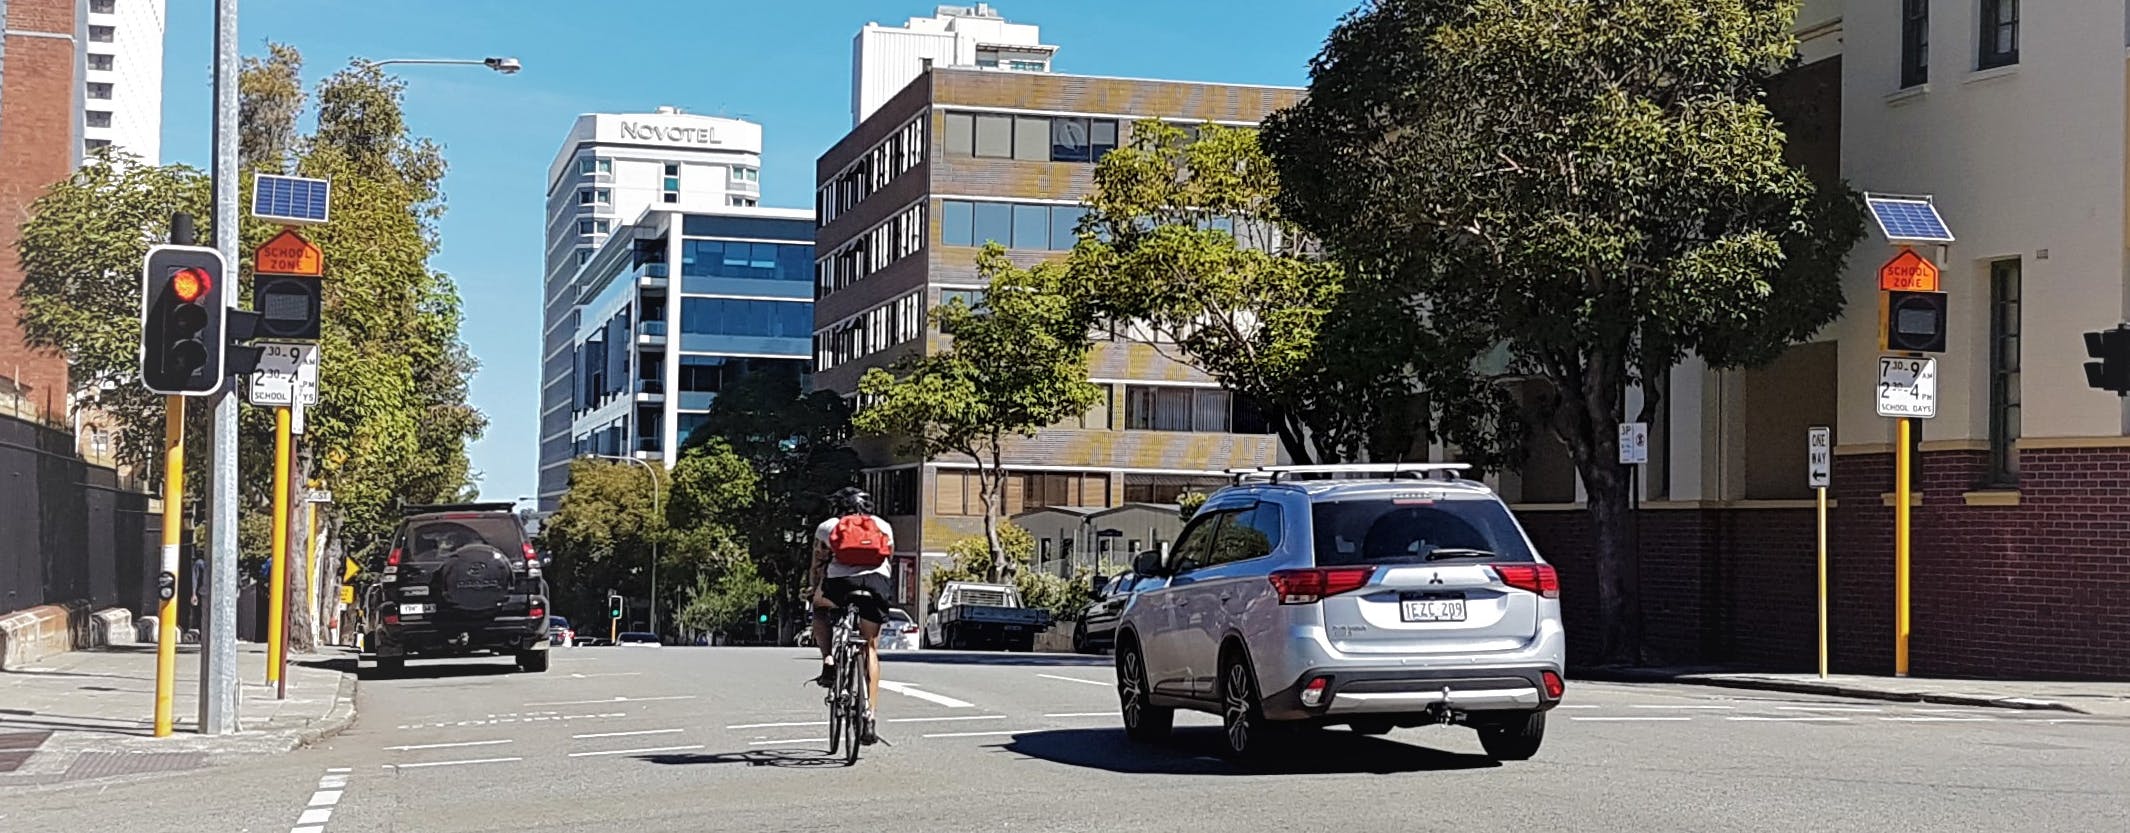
[566,744,706,758]
[1778,705,1884,713]
[522,695,698,707]
[924,730,1024,739]
[573,728,684,739]
[726,715,1008,730]
[1727,716,1849,722]
[1035,673,1111,687]
[383,757,524,770]
[1629,704,1734,710]
[1043,712,1114,718]
[383,739,512,752]
[396,711,627,730]
[748,737,828,746]
[878,680,974,708]
[1569,716,1694,722]
[286,769,347,833]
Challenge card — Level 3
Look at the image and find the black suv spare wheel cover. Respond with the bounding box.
[432,544,513,614]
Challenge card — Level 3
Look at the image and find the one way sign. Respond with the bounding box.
[1807,426,1831,488]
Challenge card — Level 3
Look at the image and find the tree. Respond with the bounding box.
[1262,0,1866,662]
[678,369,862,636]
[538,459,668,626]
[675,560,776,641]
[853,246,1102,580]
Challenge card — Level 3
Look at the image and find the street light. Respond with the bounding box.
[358,56,522,75]
[581,454,665,635]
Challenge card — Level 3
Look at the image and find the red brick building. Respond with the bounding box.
[0,0,81,424]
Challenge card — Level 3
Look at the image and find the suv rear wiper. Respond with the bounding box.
[1423,548,1496,561]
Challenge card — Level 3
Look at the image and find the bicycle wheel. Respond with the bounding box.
[825,644,848,756]
[844,651,867,765]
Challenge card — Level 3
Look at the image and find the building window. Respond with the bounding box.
[681,240,811,283]
[726,195,758,207]
[579,157,612,176]
[87,82,114,100]
[576,249,593,265]
[865,469,920,516]
[731,167,759,183]
[679,297,812,339]
[663,162,679,176]
[944,112,1119,163]
[85,138,113,151]
[940,200,1085,251]
[577,219,610,235]
[89,25,114,43]
[1901,0,1929,87]
[578,188,595,205]
[87,53,115,71]
[1987,258,2021,483]
[85,110,113,128]
[90,0,116,13]
[1978,0,2018,69]
[934,470,1107,515]
[1122,385,1273,434]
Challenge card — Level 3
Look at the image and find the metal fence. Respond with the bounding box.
[0,413,160,617]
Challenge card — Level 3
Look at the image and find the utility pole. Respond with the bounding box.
[198,0,241,735]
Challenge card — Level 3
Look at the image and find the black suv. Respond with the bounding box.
[364,502,551,674]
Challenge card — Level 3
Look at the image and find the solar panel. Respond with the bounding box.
[1865,197,1954,243]
[251,174,332,225]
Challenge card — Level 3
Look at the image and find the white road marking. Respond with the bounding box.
[1569,716,1694,722]
[1553,704,1600,709]
[1044,712,1114,718]
[523,695,697,707]
[1777,705,1883,713]
[924,729,1023,738]
[325,767,351,774]
[573,728,685,739]
[319,778,347,789]
[566,744,705,758]
[568,672,644,679]
[297,808,331,825]
[748,737,828,746]
[1914,707,1986,713]
[879,680,974,708]
[727,720,825,730]
[383,739,512,752]
[1882,716,1994,722]
[307,790,343,806]
[396,711,626,730]
[890,714,1004,724]
[383,757,524,769]
[1629,704,1734,710]
[1036,673,1110,687]
[2047,719,2104,724]
[1727,716,1849,722]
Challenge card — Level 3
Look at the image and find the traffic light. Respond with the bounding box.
[608,593,624,619]
[2084,326,2130,395]
[1882,290,1948,353]
[139,245,229,395]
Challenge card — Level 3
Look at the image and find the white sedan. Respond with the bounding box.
[877,609,920,652]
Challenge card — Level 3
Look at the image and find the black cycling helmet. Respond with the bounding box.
[832,486,873,516]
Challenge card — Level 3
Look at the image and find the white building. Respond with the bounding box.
[81,0,164,162]
[538,109,772,508]
[851,3,1054,125]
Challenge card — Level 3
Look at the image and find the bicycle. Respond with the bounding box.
[824,591,878,765]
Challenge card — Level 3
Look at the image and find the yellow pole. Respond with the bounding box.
[1816,485,1828,679]
[267,407,292,686]
[153,398,184,737]
[1894,417,1912,677]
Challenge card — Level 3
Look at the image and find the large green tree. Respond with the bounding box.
[540,445,756,633]
[1263,0,1865,662]
[854,246,1103,579]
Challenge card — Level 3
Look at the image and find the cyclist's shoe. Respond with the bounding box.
[860,711,878,746]
[814,662,835,688]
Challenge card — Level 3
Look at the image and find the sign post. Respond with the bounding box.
[1808,426,1831,679]
[1876,356,1936,677]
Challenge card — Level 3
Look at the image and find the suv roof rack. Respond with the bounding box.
[1225,463,1473,485]
[399,501,519,517]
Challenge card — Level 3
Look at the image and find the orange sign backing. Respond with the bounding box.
[1877,248,1938,292]
[254,228,323,277]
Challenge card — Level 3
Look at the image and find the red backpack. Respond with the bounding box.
[829,514,892,567]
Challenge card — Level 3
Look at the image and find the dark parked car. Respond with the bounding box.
[1072,569,1141,654]
[363,502,551,674]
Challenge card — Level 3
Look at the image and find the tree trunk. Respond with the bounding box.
[287,453,316,654]
[1560,353,1645,666]
[976,439,1006,583]
[1271,407,1314,465]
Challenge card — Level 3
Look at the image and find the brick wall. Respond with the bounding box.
[1523,446,2130,680]
[0,0,80,423]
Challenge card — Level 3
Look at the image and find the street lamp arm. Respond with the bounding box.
[358,56,522,74]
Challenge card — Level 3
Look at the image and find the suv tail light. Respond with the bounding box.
[1268,567,1376,604]
[529,600,546,619]
[386,547,402,567]
[1541,670,1565,699]
[521,542,538,562]
[1494,564,1560,599]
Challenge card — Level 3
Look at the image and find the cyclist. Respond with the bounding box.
[810,486,894,745]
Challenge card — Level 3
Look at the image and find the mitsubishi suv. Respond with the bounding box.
[364,502,552,675]
[1112,464,1565,761]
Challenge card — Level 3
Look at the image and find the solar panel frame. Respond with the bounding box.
[1865,197,1954,243]
[251,174,332,225]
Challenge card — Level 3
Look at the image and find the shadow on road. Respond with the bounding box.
[350,661,521,681]
[638,748,850,769]
[998,727,1500,776]
[296,655,358,674]
[867,651,1112,669]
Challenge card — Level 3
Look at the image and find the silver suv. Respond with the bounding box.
[1113,464,1565,761]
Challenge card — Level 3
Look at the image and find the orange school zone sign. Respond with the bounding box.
[255,228,323,276]
[1877,248,1939,292]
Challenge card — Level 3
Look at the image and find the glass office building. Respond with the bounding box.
[564,207,814,467]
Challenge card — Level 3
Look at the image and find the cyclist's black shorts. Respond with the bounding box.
[821,573,893,625]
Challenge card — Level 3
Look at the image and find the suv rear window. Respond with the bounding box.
[1310,498,1536,566]
[400,516,524,563]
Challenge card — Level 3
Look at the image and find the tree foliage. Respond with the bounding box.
[854,246,1102,579]
[675,559,777,639]
[539,444,757,631]
[1262,0,1866,661]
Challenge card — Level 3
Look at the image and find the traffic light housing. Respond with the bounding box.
[608,594,623,619]
[252,273,322,341]
[1882,290,1948,353]
[2085,326,2130,395]
[140,245,229,395]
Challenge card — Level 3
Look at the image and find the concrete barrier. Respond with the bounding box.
[90,607,137,648]
[0,602,138,670]
[1034,622,1077,653]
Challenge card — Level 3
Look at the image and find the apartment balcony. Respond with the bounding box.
[636,319,667,347]
[633,378,665,403]
[634,261,669,291]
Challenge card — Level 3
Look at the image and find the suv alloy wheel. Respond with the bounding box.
[1116,639,1172,741]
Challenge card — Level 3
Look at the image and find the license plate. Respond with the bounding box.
[1400,596,1466,622]
[399,603,431,614]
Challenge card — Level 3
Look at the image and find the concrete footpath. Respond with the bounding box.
[0,643,356,789]
[1581,666,2130,717]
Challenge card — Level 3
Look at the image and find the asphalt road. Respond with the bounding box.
[8,646,2127,833]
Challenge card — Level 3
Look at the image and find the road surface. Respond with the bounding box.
[6,647,2125,832]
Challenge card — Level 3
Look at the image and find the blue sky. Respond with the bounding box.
[161,0,1356,501]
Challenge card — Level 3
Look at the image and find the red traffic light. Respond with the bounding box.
[171,267,213,303]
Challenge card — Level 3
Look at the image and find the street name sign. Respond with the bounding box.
[1876,356,1938,418]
